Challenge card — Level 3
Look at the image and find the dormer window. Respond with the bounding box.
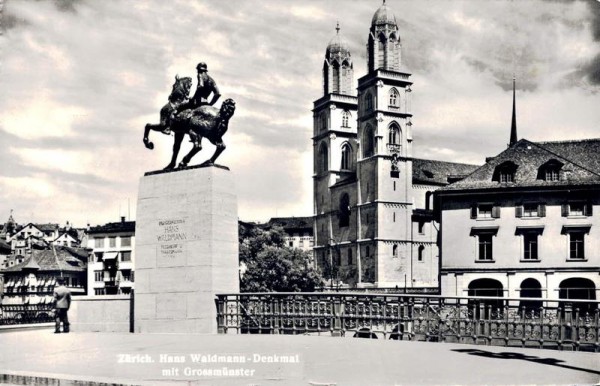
[538,159,563,181]
[492,161,518,183]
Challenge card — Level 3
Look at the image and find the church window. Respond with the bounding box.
[363,125,375,157]
[389,88,399,108]
[392,244,398,258]
[339,193,351,227]
[319,143,328,173]
[342,111,350,128]
[348,249,353,265]
[365,93,373,112]
[320,113,327,131]
[418,246,424,261]
[341,143,352,170]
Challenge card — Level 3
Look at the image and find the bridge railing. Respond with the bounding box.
[0,304,55,325]
[215,293,600,352]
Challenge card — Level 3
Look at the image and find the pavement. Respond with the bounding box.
[0,327,598,386]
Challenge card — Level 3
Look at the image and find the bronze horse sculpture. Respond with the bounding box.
[143,76,236,170]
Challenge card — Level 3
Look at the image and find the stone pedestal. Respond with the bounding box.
[134,165,239,333]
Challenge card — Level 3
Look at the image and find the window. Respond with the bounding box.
[523,204,538,217]
[365,93,373,112]
[565,202,592,217]
[388,124,400,145]
[94,237,104,248]
[392,244,398,258]
[418,245,424,261]
[389,88,399,107]
[121,251,132,262]
[319,143,328,173]
[288,240,294,248]
[94,288,104,295]
[418,221,425,234]
[94,271,103,282]
[109,237,116,248]
[121,236,131,247]
[341,143,352,170]
[545,169,559,181]
[363,125,375,157]
[478,234,493,260]
[523,233,538,260]
[342,111,350,128]
[569,232,585,259]
[339,193,351,227]
[321,113,327,131]
[365,246,370,257]
[471,204,500,219]
[493,161,518,183]
[348,249,353,265]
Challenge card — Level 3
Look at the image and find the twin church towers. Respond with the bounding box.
[312,2,471,289]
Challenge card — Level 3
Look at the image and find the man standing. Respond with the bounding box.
[53,277,71,333]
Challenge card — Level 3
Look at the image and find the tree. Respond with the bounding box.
[239,223,323,292]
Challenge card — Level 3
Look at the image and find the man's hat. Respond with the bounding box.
[196,62,208,72]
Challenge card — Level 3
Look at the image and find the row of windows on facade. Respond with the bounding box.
[475,230,589,261]
[472,202,593,219]
[3,276,81,292]
[494,160,565,183]
[318,89,405,131]
[318,125,402,173]
[93,270,134,282]
[93,236,132,248]
[287,239,315,248]
[89,251,132,263]
[329,244,428,267]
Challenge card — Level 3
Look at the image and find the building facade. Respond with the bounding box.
[313,3,477,289]
[86,217,135,296]
[435,138,600,306]
[266,217,314,255]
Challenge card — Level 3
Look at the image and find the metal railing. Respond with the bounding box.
[0,304,54,325]
[215,293,600,352]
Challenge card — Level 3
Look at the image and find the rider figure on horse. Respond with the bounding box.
[176,62,221,145]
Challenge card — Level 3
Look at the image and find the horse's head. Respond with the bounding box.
[173,75,193,98]
[220,98,236,120]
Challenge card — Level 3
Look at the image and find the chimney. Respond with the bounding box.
[121,216,126,223]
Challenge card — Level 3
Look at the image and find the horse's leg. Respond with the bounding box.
[209,141,226,164]
[178,137,203,168]
[143,123,169,150]
[164,132,184,170]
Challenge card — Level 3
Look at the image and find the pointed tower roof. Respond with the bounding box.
[509,77,518,146]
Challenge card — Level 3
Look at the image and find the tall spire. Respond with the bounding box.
[509,77,518,146]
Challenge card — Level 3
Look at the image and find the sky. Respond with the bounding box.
[0,0,599,228]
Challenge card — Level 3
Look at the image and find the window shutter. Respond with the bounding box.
[492,206,501,218]
[470,204,477,219]
[515,206,523,218]
[586,202,593,216]
[561,204,569,217]
[538,204,546,217]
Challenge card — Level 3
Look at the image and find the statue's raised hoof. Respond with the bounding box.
[143,138,154,150]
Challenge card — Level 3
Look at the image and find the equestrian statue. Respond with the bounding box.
[143,62,235,170]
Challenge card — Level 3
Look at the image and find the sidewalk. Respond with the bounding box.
[0,328,598,385]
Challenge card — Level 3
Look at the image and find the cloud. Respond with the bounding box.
[0,0,598,226]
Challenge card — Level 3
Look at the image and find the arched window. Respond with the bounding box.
[392,244,398,258]
[339,193,350,227]
[332,61,340,94]
[493,161,518,183]
[378,34,386,68]
[418,245,424,261]
[322,61,329,95]
[340,143,352,170]
[342,110,350,128]
[389,88,399,107]
[365,93,373,112]
[319,143,328,173]
[388,124,400,145]
[538,159,563,182]
[519,278,543,315]
[363,124,375,158]
[468,278,505,318]
[559,277,596,314]
[321,113,328,132]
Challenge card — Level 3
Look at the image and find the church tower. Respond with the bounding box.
[313,24,358,283]
[356,1,414,286]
